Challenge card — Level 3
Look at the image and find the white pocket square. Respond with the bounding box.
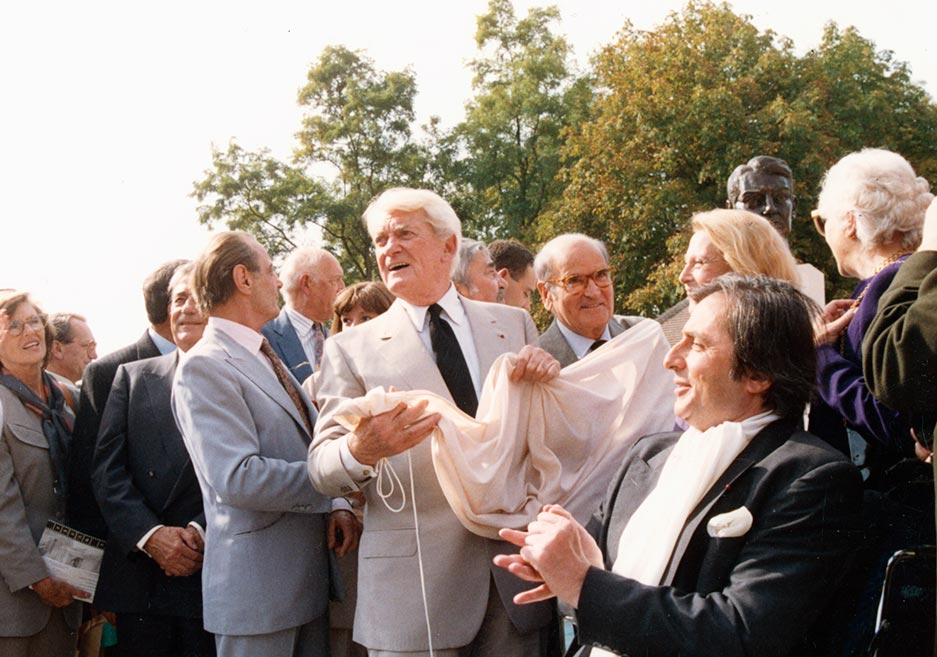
[707,506,753,538]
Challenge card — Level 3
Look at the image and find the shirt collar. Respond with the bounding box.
[556,319,612,359]
[148,327,177,355]
[399,284,466,333]
[285,306,316,335]
[209,317,265,356]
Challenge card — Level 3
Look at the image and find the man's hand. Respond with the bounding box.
[143,526,204,577]
[509,346,561,384]
[494,505,602,607]
[32,576,87,607]
[347,400,440,466]
[919,198,937,252]
[815,299,856,345]
[328,509,362,557]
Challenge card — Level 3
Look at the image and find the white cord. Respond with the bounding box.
[374,454,434,656]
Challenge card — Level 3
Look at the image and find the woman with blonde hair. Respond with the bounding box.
[679,208,799,296]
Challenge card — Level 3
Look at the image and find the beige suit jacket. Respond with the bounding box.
[309,297,548,652]
[0,385,81,637]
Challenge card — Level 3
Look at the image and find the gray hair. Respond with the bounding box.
[452,239,491,288]
[363,188,462,275]
[534,233,609,283]
[167,262,196,295]
[817,148,933,251]
[49,312,88,343]
[279,247,339,303]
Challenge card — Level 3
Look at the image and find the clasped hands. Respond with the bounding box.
[348,345,560,466]
[143,525,204,577]
[494,504,603,609]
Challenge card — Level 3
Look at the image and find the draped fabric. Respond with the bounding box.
[332,319,675,537]
[0,371,74,504]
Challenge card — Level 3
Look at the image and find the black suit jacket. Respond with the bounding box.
[573,420,862,657]
[68,331,162,537]
[91,352,205,616]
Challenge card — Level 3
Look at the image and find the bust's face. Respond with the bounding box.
[733,170,794,239]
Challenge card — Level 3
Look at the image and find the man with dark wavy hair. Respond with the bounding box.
[497,275,862,657]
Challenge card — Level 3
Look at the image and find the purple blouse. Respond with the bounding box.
[808,257,914,474]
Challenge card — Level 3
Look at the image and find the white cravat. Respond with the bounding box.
[591,411,777,657]
[610,410,777,584]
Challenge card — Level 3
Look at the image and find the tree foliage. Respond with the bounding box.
[545,1,937,315]
[442,0,589,241]
[193,46,430,279]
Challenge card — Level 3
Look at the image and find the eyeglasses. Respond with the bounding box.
[811,209,826,236]
[545,267,615,294]
[5,315,46,337]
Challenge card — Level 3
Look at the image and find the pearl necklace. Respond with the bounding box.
[849,252,911,310]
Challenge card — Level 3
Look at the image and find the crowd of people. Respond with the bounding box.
[1,146,935,657]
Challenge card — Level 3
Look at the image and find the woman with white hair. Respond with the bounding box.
[809,148,933,481]
[809,148,934,655]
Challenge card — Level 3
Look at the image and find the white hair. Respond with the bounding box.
[452,239,491,288]
[363,188,462,275]
[817,148,933,251]
[533,233,609,283]
[279,247,339,302]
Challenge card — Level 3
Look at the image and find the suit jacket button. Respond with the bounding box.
[148,470,156,478]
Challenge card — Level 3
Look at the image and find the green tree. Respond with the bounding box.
[192,141,329,258]
[444,0,590,241]
[546,1,937,315]
[193,46,431,279]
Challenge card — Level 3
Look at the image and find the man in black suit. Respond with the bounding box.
[68,259,187,537]
[496,275,862,657]
[91,263,214,656]
[534,234,657,367]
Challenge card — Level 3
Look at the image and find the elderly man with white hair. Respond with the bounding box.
[262,246,345,383]
[452,238,505,303]
[535,233,657,367]
[309,187,562,657]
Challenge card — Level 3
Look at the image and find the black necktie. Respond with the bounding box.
[428,304,478,417]
[589,339,607,353]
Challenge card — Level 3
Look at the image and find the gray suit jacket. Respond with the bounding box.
[310,297,550,651]
[92,353,205,616]
[0,385,82,636]
[172,324,332,636]
[540,315,645,368]
[573,420,862,657]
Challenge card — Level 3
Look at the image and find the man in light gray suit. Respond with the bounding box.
[535,234,657,368]
[309,188,562,657]
[172,231,358,657]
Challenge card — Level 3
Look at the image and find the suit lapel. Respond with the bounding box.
[142,353,196,510]
[464,299,513,379]
[660,419,795,584]
[212,327,312,440]
[540,320,578,368]
[371,303,451,398]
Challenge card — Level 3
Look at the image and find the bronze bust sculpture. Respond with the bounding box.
[727,155,795,239]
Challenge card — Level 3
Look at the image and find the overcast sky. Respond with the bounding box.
[1,0,934,354]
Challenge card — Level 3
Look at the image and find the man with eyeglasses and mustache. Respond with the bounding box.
[535,234,662,368]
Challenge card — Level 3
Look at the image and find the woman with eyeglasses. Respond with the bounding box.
[0,291,84,656]
[809,149,934,481]
[808,149,934,656]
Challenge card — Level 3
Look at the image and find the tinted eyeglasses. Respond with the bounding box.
[545,267,615,294]
[811,209,826,236]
